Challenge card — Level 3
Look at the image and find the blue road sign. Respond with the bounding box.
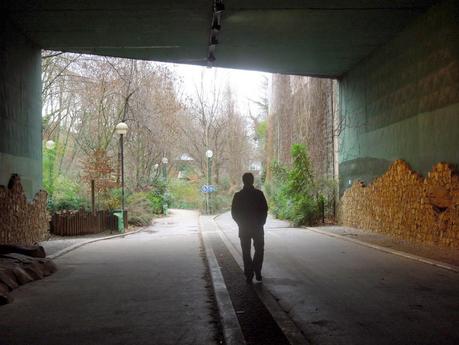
[201,185,216,193]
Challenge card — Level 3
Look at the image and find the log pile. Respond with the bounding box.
[0,174,49,245]
[340,160,459,248]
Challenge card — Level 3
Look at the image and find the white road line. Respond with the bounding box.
[199,217,246,345]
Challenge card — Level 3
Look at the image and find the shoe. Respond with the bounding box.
[246,272,254,284]
[255,272,262,282]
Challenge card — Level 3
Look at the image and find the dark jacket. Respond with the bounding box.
[231,185,268,237]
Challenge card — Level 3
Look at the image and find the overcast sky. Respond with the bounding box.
[172,63,270,116]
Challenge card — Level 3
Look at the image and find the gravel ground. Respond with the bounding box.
[316,225,459,267]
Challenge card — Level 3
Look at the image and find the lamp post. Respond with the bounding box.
[153,163,159,180]
[115,122,128,218]
[46,140,56,150]
[206,149,213,214]
[45,140,56,200]
[161,157,168,180]
[161,157,169,214]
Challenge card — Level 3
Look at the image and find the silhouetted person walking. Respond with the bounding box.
[231,172,268,283]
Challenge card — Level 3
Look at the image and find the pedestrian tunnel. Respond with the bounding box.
[1,0,458,247]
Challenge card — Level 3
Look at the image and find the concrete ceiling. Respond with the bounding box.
[4,0,437,77]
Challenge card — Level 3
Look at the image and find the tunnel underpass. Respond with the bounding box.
[1,1,459,344]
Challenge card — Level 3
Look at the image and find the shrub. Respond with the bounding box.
[167,177,234,214]
[146,192,165,214]
[145,179,169,213]
[169,179,202,209]
[265,160,288,219]
[126,192,154,226]
[315,177,338,219]
[99,188,121,210]
[266,144,326,226]
[48,176,88,212]
[208,191,232,213]
[124,179,170,226]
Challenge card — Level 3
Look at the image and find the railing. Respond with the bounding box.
[50,210,128,236]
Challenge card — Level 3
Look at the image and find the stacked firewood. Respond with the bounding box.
[340,160,459,248]
[0,174,49,245]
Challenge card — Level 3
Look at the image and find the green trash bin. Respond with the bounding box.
[113,210,125,233]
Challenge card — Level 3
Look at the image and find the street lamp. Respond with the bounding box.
[153,163,159,179]
[161,157,169,214]
[45,140,56,200]
[161,157,168,180]
[206,150,213,214]
[115,122,128,223]
[46,140,56,150]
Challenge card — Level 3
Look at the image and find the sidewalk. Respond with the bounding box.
[310,225,459,268]
[0,209,223,345]
[40,227,141,257]
[265,216,459,268]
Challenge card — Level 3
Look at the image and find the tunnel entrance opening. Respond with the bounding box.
[1,2,459,344]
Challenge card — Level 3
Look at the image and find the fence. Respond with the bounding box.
[50,210,128,236]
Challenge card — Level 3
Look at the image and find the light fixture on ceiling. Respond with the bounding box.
[210,35,219,46]
[208,52,216,63]
[215,1,225,14]
[207,1,225,66]
[212,16,221,32]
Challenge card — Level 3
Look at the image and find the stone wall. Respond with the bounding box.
[0,175,49,245]
[340,160,459,248]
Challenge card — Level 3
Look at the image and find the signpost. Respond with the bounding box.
[201,185,216,194]
[205,150,213,214]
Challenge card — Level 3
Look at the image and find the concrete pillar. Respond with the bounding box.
[0,19,42,199]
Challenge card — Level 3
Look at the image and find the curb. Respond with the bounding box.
[199,216,246,345]
[303,227,459,273]
[47,227,146,260]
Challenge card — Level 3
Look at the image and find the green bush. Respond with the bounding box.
[265,160,288,219]
[169,179,202,209]
[98,188,121,210]
[126,181,168,226]
[315,177,337,219]
[48,176,88,212]
[208,191,232,213]
[126,192,154,226]
[167,177,233,214]
[146,192,164,214]
[266,144,325,226]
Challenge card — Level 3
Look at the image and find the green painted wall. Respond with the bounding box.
[339,0,459,194]
[0,19,42,198]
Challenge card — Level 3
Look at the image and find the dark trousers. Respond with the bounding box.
[240,232,264,278]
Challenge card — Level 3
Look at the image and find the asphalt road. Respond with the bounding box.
[0,210,219,345]
[215,212,459,345]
